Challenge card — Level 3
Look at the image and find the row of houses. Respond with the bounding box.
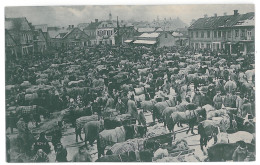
[188,10,255,55]
[5,17,49,59]
[5,10,255,59]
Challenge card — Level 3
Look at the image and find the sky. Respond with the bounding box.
[5,5,254,27]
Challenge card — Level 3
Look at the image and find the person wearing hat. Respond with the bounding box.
[72,145,92,162]
[236,92,244,116]
[213,91,223,110]
[232,141,248,161]
[127,95,138,120]
[240,99,253,118]
[192,88,202,107]
[34,149,49,162]
[55,142,67,162]
[115,97,126,114]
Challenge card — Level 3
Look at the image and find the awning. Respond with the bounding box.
[133,40,157,45]
[124,40,133,43]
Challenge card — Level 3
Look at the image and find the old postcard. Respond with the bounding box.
[5,5,255,162]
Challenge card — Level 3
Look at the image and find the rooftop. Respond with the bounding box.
[133,40,157,45]
[138,32,160,38]
[188,12,254,30]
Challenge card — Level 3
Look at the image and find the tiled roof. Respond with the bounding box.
[188,12,254,30]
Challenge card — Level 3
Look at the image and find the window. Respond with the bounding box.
[228,30,231,38]
[207,31,210,38]
[214,31,217,38]
[191,32,193,38]
[201,43,204,49]
[196,31,198,38]
[235,29,239,37]
[207,43,211,49]
[165,33,168,38]
[218,31,221,38]
[241,29,245,37]
[222,31,226,38]
[201,31,204,38]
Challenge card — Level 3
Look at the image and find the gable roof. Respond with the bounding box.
[48,29,69,38]
[188,12,254,30]
[84,21,103,30]
[5,17,33,31]
[62,27,88,39]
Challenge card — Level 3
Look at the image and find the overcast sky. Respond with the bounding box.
[5,5,254,26]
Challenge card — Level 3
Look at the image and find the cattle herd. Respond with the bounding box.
[6,45,255,162]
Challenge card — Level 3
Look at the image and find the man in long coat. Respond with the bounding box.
[127,95,138,119]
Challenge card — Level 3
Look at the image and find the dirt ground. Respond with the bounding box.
[7,109,207,162]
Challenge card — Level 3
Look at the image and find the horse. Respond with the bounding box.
[97,125,146,158]
[207,142,255,161]
[152,97,177,123]
[197,122,219,152]
[83,120,104,148]
[167,108,206,139]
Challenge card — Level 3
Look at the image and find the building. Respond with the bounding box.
[150,17,188,31]
[5,29,18,60]
[5,17,34,58]
[188,10,255,54]
[83,19,102,45]
[34,24,51,47]
[132,31,176,48]
[62,27,90,48]
[49,27,89,50]
[96,21,116,45]
[48,27,69,49]
[33,29,47,54]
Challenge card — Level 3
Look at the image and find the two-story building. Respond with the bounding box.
[5,17,34,58]
[188,10,254,54]
[96,21,116,45]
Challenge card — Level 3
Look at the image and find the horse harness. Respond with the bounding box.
[165,100,171,107]
[186,109,197,120]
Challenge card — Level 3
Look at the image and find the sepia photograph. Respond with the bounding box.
[5,4,255,162]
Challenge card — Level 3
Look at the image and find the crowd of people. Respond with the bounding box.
[6,43,255,162]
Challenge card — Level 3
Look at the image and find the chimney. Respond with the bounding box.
[204,14,208,18]
[234,10,238,16]
[224,12,227,16]
[214,13,217,17]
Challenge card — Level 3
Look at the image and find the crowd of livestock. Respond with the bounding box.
[6,44,255,162]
